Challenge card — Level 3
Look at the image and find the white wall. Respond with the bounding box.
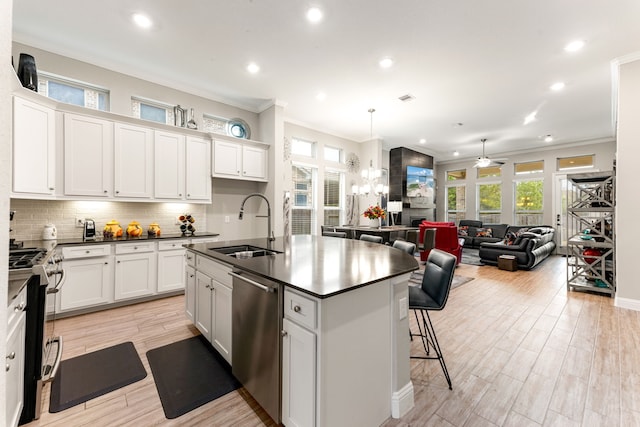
[1,0,14,421]
[434,140,616,225]
[615,58,640,309]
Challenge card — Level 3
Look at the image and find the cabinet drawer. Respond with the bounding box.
[196,256,232,287]
[284,290,317,331]
[190,237,220,244]
[158,239,189,251]
[185,250,196,267]
[7,286,27,329]
[62,244,111,259]
[115,242,155,254]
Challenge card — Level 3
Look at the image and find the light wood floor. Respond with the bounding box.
[24,255,639,426]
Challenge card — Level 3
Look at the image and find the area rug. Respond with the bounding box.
[461,248,484,266]
[409,270,474,290]
[49,341,146,413]
[147,334,240,419]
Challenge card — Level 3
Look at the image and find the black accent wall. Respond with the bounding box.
[389,147,435,224]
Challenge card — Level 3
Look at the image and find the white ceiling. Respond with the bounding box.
[11,1,640,162]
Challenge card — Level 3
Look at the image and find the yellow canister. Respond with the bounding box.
[148,222,162,236]
[126,221,143,237]
[103,219,123,239]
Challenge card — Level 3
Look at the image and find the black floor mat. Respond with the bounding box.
[147,335,240,419]
[49,341,146,413]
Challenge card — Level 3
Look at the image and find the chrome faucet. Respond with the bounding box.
[239,193,275,242]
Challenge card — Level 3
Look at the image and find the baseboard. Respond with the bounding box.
[615,296,640,312]
[391,381,414,418]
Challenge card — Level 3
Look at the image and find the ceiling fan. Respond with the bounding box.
[473,138,507,168]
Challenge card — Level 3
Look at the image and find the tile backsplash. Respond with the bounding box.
[9,199,208,241]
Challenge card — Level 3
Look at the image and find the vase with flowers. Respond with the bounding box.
[363,205,386,228]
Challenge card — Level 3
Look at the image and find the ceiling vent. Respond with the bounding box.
[398,94,415,102]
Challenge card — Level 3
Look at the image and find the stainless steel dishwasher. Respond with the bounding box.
[229,269,282,424]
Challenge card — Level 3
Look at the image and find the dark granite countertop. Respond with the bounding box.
[17,232,220,250]
[185,235,419,299]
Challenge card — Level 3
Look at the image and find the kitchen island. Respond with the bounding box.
[185,235,419,427]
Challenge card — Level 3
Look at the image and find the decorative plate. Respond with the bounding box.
[346,152,360,173]
[226,118,251,139]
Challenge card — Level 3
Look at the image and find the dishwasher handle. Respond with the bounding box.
[228,271,275,293]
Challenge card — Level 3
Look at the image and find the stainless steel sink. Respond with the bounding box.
[209,245,282,258]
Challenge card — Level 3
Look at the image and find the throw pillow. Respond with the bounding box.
[514,227,529,237]
[475,228,493,237]
[458,226,469,236]
[504,232,517,245]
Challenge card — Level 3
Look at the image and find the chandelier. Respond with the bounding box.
[352,109,388,196]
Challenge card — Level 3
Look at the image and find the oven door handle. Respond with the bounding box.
[41,336,63,384]
[46,269,65,294]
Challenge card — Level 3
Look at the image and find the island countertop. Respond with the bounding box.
[184,235,419,299]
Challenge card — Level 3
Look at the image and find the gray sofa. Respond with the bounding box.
[458,220,532,249]
[478,226,556,270]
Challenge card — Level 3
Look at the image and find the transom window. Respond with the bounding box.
[557,155,595,170]
[515,160,544,175]
[447,169,466,181]
[291,138,316,158]
[131,97,174,125]
[323,146,342,163]
[38,72,109,111]
[477,166,502,178]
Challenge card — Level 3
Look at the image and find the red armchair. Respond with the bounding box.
[418,221,462,264]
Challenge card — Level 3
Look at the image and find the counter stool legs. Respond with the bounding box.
[410,308,452,390]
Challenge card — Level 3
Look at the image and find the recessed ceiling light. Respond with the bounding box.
[306,7,323,23]
[132,13,153,29]
[550,82,566,91]
[564,40,585,52]
[379,57,394,69]
[524,111,537,125]
[453,151,460,156]
[544,135,553,142]
[247,62,260,74]
[419,139,426,144]
[316,92,326,101]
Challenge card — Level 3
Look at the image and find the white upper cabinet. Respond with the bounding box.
[212,138,268,182]
[114,123,153,198]
[12,96,56,196]
[154,130,185,200]
[64,113,114,197]
[185,136,211,201]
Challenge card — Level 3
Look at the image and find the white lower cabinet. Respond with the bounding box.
[157,240,188,293]
[185,264,196,322]
[6,287,27,427]
[188,252,233,364]
[114,252,156,300]
[282,317,316,427]
[60,256,113,311]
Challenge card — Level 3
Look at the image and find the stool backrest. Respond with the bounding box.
[359,234,384,243]
[422,228,436,251]
[422,249,457,310]
[392,240,416,255]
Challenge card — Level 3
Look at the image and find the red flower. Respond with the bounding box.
[363,205,386,220]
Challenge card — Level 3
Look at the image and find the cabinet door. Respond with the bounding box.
[282,318,316,427]
[114,252,156,300]
[185,264,196,322]
[212,140,241,178]
[155,130,185,199]
[60,257,113,311]
[12,96,56,195]
[195,271,213,340]
[64,113,113,197]
[186,136,211,201]
[6,312,26,427]
[211,280,232,363]
[157,249,186,292]
[242,145,268,181]
[114,123,153,198]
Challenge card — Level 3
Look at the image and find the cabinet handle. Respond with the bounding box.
[190,274,194,278]
[105,262,108,265]
[281,330,288,337]
[134,246,138,250]
[293,305,301,313]
[15,303,25,312]
[104,190,108,193]
[187,194,191,197]
[86,250,90,254]
[117,260,121,264]
[6,352,15,360]
[179,193,182,197]
[116,190,120,194]
[49,187,55,191]
[5,364,9,372]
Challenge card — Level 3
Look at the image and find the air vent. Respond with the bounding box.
[398,94,415,102]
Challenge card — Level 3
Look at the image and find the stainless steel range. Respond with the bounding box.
[9,246,65,424]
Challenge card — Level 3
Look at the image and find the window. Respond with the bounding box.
[447,169,466,181]
[291,138,316,158]
[446,185,466,223]
[477,182,502,223]
[515,160,544,175]
[514,179,544,225]
[323,170,343,226]
[292,164,316,235]
[323,146,342,163]
[477,166,502,178]
[558,155,595,170]
[38,72,109,111]
[131,97,174,125]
